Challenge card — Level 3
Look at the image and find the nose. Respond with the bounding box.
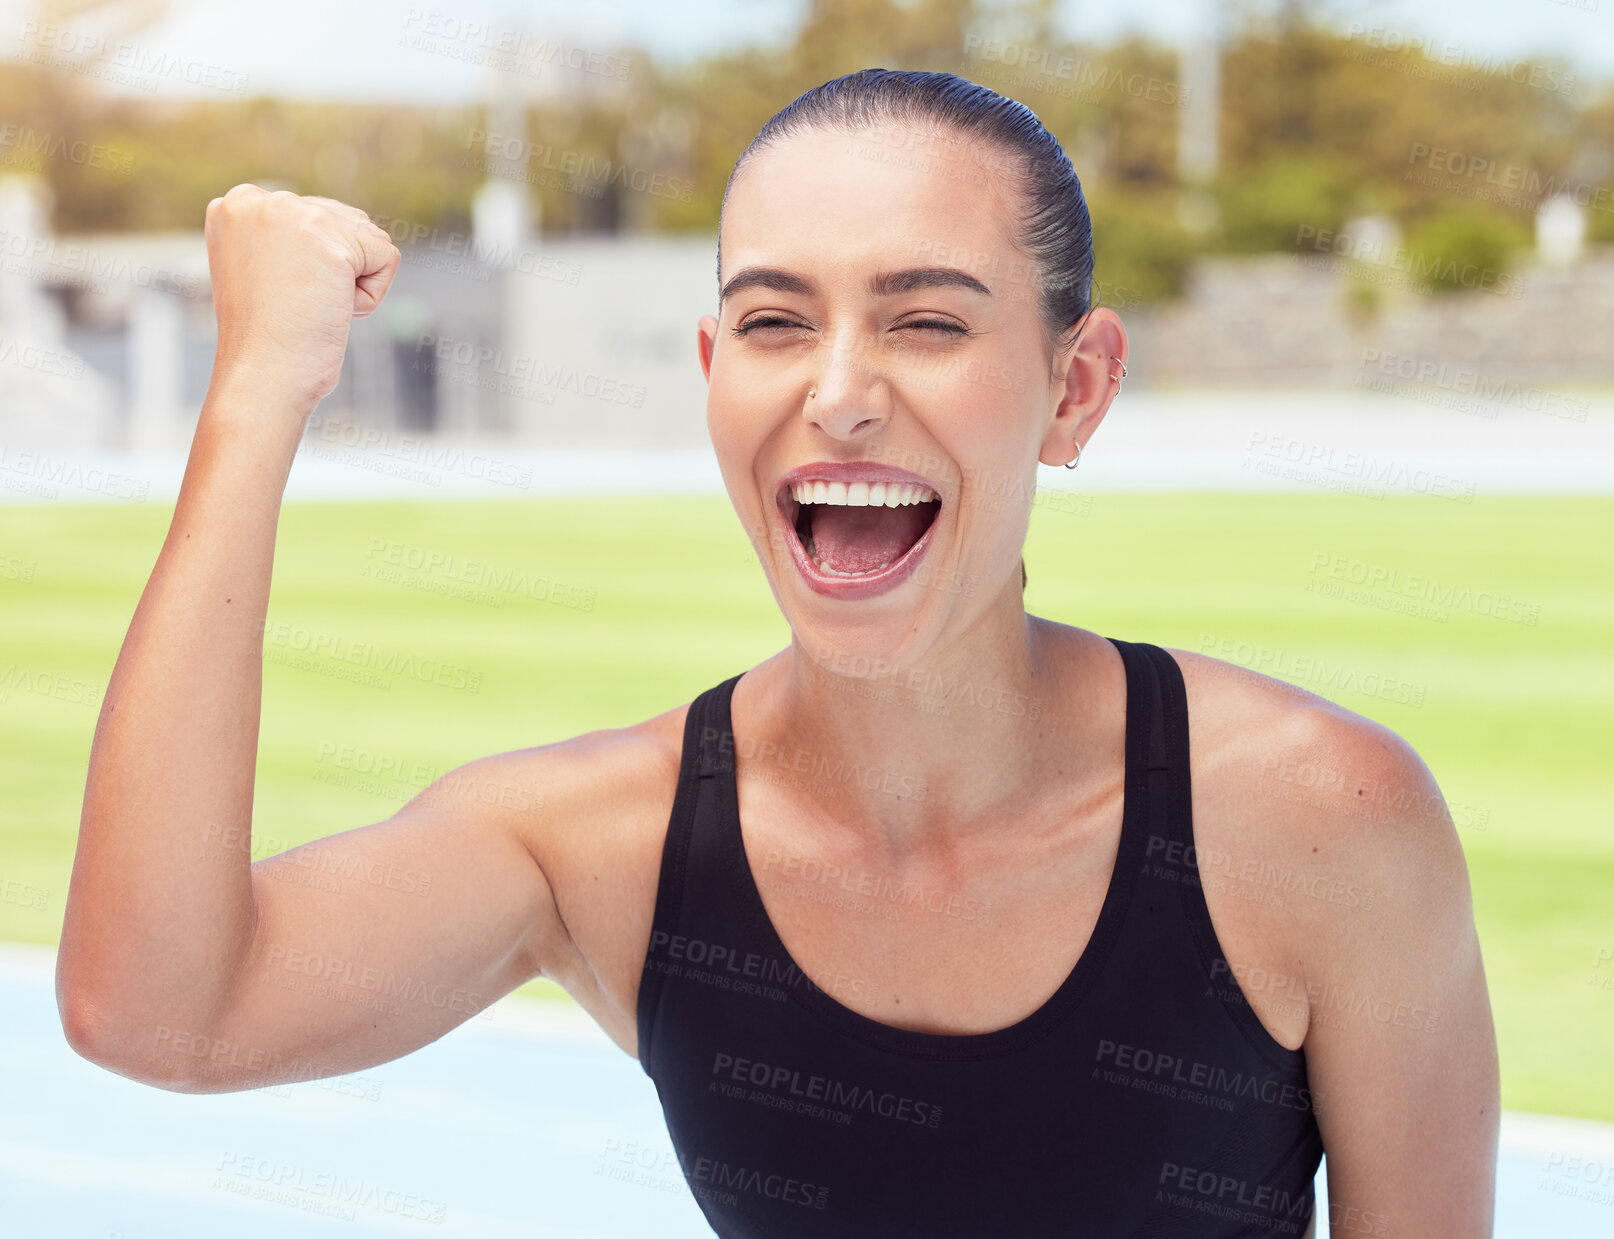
[804,325,891,441]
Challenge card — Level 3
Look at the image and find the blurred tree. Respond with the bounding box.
[1398,203,1533,293]
[1211,152,1361,252]
[4,0,168,224]
[1088,190,1194,304]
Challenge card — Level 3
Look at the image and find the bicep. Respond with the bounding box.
[168,756,566,1091]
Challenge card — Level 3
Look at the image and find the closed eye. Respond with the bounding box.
[898,319,971,336]
[731,315,808,337]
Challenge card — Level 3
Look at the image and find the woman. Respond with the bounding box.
[58,69,1498,1236]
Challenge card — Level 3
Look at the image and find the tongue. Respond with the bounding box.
[809,503,931,575]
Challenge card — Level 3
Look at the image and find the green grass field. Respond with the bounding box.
[3,491,1610,1119]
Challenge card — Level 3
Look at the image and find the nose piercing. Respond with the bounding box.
[808,387,817,399]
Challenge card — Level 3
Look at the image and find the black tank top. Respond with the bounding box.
[636,638,1324,1237]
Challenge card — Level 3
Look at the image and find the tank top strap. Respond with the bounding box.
[636,673,744,1075]
[691,673,744,780]
[1108,636,1190,841]
[1118,639,1315,1065]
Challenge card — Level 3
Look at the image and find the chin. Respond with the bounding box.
[777,568,987,685]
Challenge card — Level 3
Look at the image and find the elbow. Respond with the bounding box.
[58,986,133,1072]
[55,932,136,1071]
[58,982,116,1064]
[57,986,197,1091]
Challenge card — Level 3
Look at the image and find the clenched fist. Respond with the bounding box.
[203,184,402,410]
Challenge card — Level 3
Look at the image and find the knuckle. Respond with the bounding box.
[324,233,360,264]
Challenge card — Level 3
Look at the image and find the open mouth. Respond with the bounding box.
[775,470,943,599]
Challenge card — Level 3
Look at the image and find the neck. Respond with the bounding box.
[734,590,1118,854]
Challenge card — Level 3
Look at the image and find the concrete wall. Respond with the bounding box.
[1124,248,1614,388]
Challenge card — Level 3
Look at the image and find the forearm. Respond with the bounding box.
[58,367,313,1060]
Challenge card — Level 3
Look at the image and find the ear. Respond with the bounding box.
[1038,307,1127,469]
[697,314,719,382]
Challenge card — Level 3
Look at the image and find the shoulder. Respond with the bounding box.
[1161,643,1451,839]
[1158,643,1473,957]
[400,698,693,982]
[409,703,687,826]
[444,699,691,859]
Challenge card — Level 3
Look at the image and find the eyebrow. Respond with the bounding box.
[718,265,992,303]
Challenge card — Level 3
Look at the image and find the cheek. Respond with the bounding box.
[705,367,748,448]
[705,372,776,507]
[945,373,1033,457]
[940,398,1041,547]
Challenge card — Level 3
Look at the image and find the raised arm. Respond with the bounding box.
[55,186,573,1090]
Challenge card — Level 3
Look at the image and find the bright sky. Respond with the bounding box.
[0,0,1606,104]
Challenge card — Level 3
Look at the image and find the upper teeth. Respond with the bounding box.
[790,480,936,507]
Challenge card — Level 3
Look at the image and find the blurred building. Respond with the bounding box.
[0,168,717,454]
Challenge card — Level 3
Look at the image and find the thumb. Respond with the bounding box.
[349,223,402,318]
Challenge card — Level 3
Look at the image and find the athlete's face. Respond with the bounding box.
[698,124,1122,675]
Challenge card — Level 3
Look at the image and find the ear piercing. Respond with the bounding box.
[1066,359,1124,468]
[1064,359,1125,467]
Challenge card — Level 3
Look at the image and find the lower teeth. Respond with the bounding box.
[808,544,897,577]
